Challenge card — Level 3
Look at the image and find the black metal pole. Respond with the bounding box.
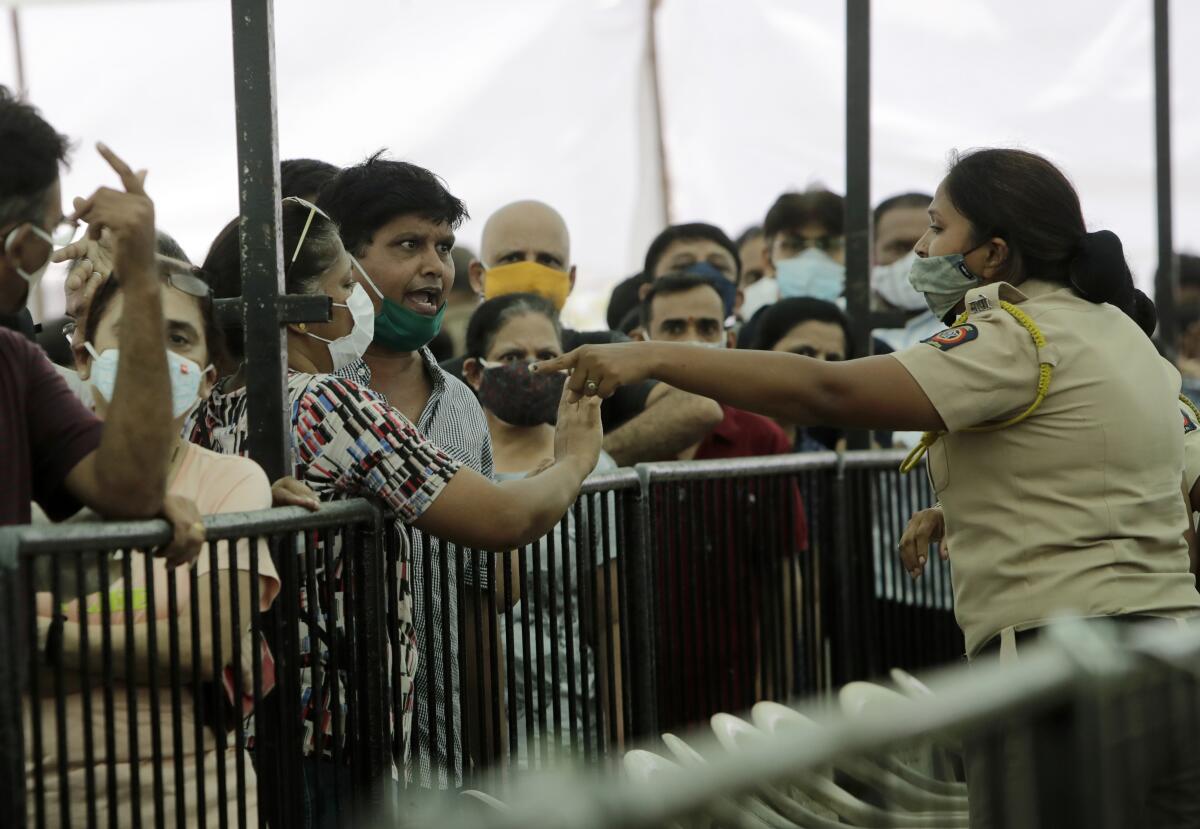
[1153,0,1177,348]
[230,0,290,481]
[845,0,871,449]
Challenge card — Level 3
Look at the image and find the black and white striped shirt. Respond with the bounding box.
[337,349,493,789]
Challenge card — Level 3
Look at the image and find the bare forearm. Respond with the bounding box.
[639,343,836,422]
[640,343,939,431]
[603,386,723,465]
[94,279,172,513]
[59,577,252,683]
[417,461,591,550]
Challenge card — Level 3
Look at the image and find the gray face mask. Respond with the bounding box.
[907,246,984,322]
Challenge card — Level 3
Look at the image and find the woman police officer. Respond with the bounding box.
[534,148,1200,826]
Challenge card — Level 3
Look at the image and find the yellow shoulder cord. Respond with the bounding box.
[1181,393,1200,424]
[899,301,1054,473]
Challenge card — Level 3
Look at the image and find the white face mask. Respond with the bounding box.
[871,251,927,311]
[4,225,54,306]
[85,343,213,419]
[303,283,375,371]
[739,276,779,321]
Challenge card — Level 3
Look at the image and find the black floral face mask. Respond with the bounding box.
[476,360,566,427]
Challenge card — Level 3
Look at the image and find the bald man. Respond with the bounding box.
[450,200,723,466]
[468,200,576,308]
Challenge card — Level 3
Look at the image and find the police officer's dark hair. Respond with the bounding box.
[0,86,70,228]
[465,292,562,360]
[943,148,1154,336]
[281,158,340,200]
[752,297,856,358]
[763,190,845,241]
[317,151,468,258]
[642,223,741,280]
[873,192,932,230]
[640,274,723,329]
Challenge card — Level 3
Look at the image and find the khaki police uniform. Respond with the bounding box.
[893,278,1200,829]
[893,278,1200,659]
[1182,397,1200,496]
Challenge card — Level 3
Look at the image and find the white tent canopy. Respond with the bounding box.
[3,0,1197,328]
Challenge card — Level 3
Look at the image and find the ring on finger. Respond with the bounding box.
[585,380,599,394]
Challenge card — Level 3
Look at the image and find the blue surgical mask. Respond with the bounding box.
[85,343,212,419]
[775,249,845,301]
[907,248,982,323]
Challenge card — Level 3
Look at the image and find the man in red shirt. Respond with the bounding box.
[639,275,807,727]
[0,87,183,534]
[640,274,794,459]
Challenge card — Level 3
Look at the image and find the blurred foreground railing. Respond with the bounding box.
[402,619,1200,829]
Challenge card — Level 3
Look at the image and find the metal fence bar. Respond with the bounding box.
[1153,0,1177,348]
[844,0,872,450]
[229,0,289,481]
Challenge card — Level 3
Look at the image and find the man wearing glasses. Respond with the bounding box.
[0,87,197,563]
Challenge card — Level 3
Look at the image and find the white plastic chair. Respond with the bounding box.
[752,702,968,813]
[842,680,967,793]
[624,748,679,784]
[714,712,967,828]
[626,746,791,829]
[890,667,935,699]
[662,732,707,767]
[459,789,510,813]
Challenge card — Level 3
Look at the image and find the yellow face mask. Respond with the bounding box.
[483,261,571,310]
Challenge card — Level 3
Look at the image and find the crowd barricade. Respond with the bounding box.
[409,620,1200,829]
[1,499,391,829]
[1,450,965,826]
[415,450,962,784]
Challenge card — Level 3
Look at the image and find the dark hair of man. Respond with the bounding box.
[872,192,932,230]
[942,147,1151,332]
[753,297,855,357]
[280,158,341,200]
[84,233,229,370]
[0,86,70,228]
[763,190,845,240]
[640,274,723,329]
[735,225,764,248]
[200,201,341,361]
[642,222,741,282]
[465,292,562,360]
[316,151,468,257]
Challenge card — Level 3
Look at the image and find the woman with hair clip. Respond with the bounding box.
[535,148,1200,827]
[193,199,601,825]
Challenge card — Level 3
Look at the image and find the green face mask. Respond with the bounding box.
[353,258,446,353]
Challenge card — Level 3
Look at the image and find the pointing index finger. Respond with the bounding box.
[96,142,145,195]
[532,352,575,374]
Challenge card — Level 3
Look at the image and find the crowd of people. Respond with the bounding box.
[5,77,1200,828]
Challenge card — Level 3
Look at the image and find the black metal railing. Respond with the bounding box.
[2,500,390,829]
[403,450,960,786]
[2,450,962,826]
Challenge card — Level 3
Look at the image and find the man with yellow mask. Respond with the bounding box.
[454,200,723,466]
